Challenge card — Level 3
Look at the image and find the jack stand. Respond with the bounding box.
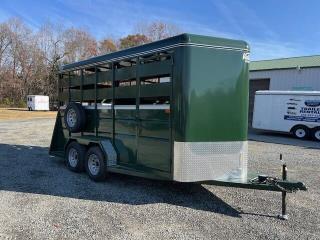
[278,154,288,220]
[278,190,288,220]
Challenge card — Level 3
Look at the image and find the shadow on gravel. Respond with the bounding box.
[6,108,29,112]
[0,143,241,218]
[239,212,279,219]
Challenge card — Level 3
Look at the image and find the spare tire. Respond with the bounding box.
[64,102,86,133]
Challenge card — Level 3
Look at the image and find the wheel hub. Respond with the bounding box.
[68,148,78,167]
[88,154,100,176]
[67,109,77,128]
[296,129,306,138]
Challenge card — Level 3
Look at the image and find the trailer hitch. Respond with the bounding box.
[202,154,307,220]
[249,162,307,220]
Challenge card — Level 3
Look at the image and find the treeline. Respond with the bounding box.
[0,18,180,106]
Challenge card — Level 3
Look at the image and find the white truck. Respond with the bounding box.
[252,91,320,141]
[27,95,49,111]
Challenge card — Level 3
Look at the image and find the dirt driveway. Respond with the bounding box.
[0,108,56,121]
[0,118,319,239]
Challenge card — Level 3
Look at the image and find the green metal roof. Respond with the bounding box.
[250,55,320,71]
[61,33,249,73]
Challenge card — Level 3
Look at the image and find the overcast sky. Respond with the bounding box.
[1,0,320,60]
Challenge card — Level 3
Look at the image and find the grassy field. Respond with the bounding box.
[0,108,57,121]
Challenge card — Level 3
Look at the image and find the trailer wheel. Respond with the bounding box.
[312,127,320,141]
[65,141,86,172]
[64,102,86,133]
[85,146,107,181]
[292,125,309,139]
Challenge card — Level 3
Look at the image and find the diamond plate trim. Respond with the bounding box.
[173,141,248,182]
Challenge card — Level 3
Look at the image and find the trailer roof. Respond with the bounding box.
[256,90,320,96]
[27,95,49,97]
[60,33,248,73]
[250,55,320,71]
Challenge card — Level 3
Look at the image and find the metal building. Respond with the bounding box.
[248,55,320,125]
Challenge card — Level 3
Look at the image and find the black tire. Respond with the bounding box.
[65,141,86,172]
[85,146,107,181]
[64,102,86,133]
[311,127,320,141]
[292,125,310,139]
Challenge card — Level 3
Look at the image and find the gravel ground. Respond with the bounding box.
[0,118,319,240]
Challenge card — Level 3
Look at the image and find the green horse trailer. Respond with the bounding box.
[50,33,306,219]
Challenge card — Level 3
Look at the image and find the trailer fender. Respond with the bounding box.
[84,140,118,167]
[100,140,117,167]
[64,138,78,151]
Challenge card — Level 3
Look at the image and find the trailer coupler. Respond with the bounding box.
[201,156,307,220]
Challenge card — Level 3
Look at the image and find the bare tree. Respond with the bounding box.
[119,34,149,50]
[0,19,65,103]
[36,22,66,99]
[0,18,183,107]
[98,38,117,54]
[0,22,12,68]
[63,28,97,63]
[3,18,36,101]
[0,21,12,98]
[135,21,181,42]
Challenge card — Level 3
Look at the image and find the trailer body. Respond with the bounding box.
[50,33,250,182]
[252,90,320,140]
[49,34,307,219]
[27,95,49,111]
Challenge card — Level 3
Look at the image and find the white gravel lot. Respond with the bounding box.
[0,118,319,240]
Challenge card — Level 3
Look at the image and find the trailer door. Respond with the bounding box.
[136,58,173,173]
[137,102,171,172]
[113,55,173,173]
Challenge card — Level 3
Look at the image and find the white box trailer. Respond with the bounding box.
[252,91,320,141]
[27,95,49,111]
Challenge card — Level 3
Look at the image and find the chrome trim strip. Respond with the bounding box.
[60,104,170,110]
[60,42,249,73]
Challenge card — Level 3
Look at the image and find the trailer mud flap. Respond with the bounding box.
[49,111,67,157]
